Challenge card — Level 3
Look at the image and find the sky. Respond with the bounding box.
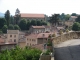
[0,0,80,16]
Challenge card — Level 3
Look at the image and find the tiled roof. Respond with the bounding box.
[37,33,52,38]
[20,13,45,18]
[26,33,52,39]
[7,30,19,34]
[32,26,45,28]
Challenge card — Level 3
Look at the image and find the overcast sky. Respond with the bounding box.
[0,0,80,16]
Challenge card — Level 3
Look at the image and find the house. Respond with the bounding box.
[64,20,75,26]
[25,33,52,47]
[6,30,19,43]
[69,16,77,21]
[0,36,16,51]
[29,25,51,33]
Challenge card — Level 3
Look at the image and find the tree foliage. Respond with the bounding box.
[5,10,10,27]
[2,25,8,33]
[0,46,42,60]
[49,14,59,26]
[72,22,80,31]
[0,18,6,29]
[19,19,27,30]
[14,25,20,30]
[8,24,14,30]
[76,15,80,23]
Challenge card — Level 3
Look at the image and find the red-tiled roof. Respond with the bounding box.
[26,33,52,39]
[37,33,52,38]
[32,26,45,28]
[20,13,45,18]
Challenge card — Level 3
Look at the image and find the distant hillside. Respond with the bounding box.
[0,12,4,17]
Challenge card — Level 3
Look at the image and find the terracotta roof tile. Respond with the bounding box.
[20,13,45,18]
[26,33,52,39]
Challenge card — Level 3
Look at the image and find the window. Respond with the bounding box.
[10,39,12,42]
[14,39,16,42]
[10,35,12,37]
[14,35,16,37]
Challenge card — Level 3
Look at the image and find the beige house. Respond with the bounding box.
[6,30,19,43]
[29,26,51,33]
[26,33,52,46]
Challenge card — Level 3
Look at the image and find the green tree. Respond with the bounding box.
[76,15,80,23]
[0,18,6,29]
[10,15,14,24]
[2,25,8,33]
[72,22,80,31]
[36,20,42,26]
[71,13,77,16]
[49,14,59,26]
[65,14,70,20]
[0,30,3,34]
[5,10,10,27]
[41,21,47,25]
[14,25,20,30]
[31,20,37,25]
[8,24,14,30]
[26,21,31,30]
[19,19,26,30]
[15,8,21,24]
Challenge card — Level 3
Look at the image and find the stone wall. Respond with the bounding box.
[52,31,80,45]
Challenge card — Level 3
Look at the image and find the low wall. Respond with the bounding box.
[52,31,80,45]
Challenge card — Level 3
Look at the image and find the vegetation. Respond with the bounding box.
[0,18,6,29]
[2,25,8,33]
[0,46,42,60]
[14,25,20,30]
[8,24,14,30]
[19,19,48,30]
[72,22,80,31]
[42,49,51,55]
[5,10,10,27]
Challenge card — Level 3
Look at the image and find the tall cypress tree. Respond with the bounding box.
[5,10,10,27]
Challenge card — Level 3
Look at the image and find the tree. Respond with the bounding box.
[15,8,21,24]
[26,21,31,30]
[0,18,6,29]
[72,22,80,31]
[41,21,47,25]
[65,14,70,20]
[5,10,10,27]
[76,15,80,23]
[19,19,27,30]
[31,20,37,25]
[71,13,77,16]
[10,15,14,24]
[14,25,20,30]
[60,13,65,21]
[2,25,8,33]
[36,20,42,26]
[49,14,59,26]
[8,24,14,30]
